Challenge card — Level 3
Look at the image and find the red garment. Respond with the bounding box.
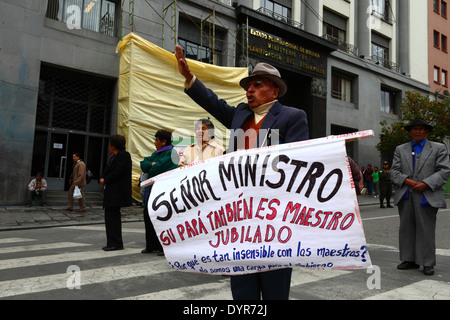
[364,167,374,182]
[241,115,266,149]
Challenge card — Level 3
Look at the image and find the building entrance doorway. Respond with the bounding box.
[31,130,108,191]
[31,64,115,191]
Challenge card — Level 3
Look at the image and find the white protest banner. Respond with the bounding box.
[147,132,373,275]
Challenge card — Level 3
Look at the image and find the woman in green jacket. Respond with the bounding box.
[140,130,179,255]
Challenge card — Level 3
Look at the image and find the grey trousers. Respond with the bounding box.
[398,191,438,267]
[67,185,86,210]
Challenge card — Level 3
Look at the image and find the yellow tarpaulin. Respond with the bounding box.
[116,33,248,202]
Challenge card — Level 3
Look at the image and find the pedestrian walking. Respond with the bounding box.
[64,153,86,213]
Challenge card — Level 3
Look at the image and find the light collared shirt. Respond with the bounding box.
[179,139,224,166]
[252,100,276,124]
[28,178,47,191]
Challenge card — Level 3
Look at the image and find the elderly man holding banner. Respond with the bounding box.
[175,46,309,300]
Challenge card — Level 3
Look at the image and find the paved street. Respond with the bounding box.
[0,196,449,304]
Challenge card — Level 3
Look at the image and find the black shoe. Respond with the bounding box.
[157,250,165,256]
[397,261,420,270]
[380,204,386,208]
[102,246,124,251]
[423,266,434,275]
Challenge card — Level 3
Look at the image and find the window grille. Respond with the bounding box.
[37,65,113,135]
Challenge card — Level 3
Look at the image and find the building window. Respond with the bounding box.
[434,0,440,13]
[371,0,391,22]
[442,70,448,87]
[331,73,352,103]
[371,32,400,71]
[178,39,221,65]
[442,34,448,52]
[371,42,389,65]
[178,14,225,66]
[434,0,448,17]
[434,30,440,48]
[434,66,440,83]
[259,0,291,23]
[323,9,358,55]
[324,24,346,43]
[46,0,118,37]
[380,88,397,114]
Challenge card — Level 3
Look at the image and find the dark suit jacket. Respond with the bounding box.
[100,149,132,208]
[391,139,450,208]
[186,78,309,152]
[186,77,306,298]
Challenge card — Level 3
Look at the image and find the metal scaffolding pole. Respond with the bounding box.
[162,0,177,48]
[200,7,216,65]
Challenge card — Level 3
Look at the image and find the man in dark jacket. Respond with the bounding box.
[99,134,132,251]
[379,161,393,208]
[175,45,309,300]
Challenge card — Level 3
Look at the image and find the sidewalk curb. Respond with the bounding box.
[0,206,144,231]
[8,194,446,231]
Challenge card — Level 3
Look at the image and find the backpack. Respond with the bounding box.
[86,169,93,184]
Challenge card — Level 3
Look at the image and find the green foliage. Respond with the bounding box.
[377,91,450,158]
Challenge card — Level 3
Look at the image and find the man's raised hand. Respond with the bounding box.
[175,45,194,83]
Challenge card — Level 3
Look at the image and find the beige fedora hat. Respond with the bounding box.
[239,63,287,98]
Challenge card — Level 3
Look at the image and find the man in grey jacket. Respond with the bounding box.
[390,118,450,275]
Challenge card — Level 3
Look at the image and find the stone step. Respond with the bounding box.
[31,191,104,207]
